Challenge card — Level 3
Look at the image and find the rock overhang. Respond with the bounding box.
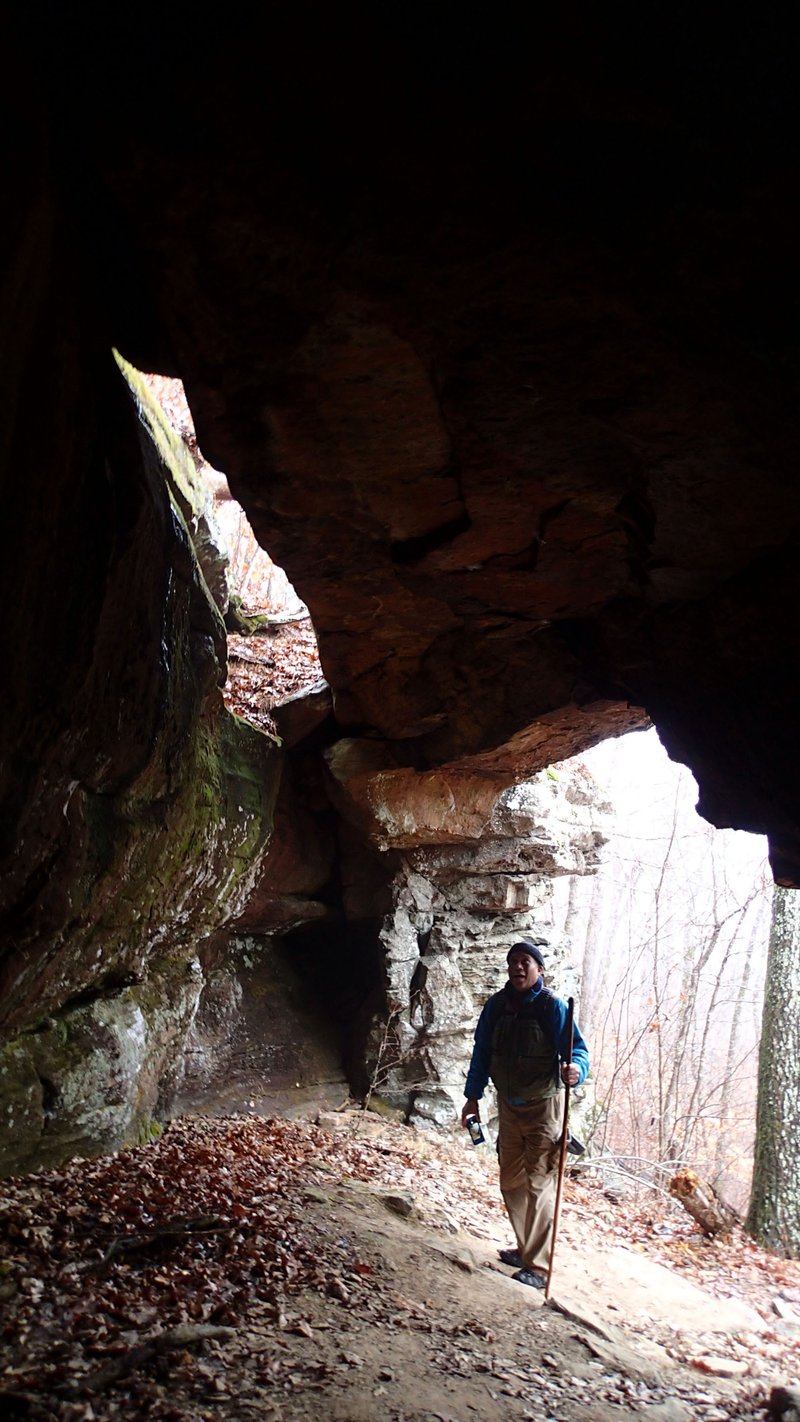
[5,6,800,881]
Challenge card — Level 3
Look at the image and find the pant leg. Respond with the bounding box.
[497,1096,529,1255]
[498,1095,563,1273]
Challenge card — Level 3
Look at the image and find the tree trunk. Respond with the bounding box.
[746,886,800,1258]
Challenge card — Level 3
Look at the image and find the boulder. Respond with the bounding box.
[0,957,203,1174]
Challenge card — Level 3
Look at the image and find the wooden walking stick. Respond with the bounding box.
[545,996,574,1301]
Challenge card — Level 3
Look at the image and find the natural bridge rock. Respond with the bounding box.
[35,12,792,871]
[3,12,800,1169]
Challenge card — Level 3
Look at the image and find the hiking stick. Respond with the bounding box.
[545,995,573,1301]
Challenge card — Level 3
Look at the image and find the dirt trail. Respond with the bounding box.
[277,1124,781,1422]
[1,1112,797,1422]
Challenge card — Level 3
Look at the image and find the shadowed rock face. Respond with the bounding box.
[1,11,800,1167]
[15,9,790,872]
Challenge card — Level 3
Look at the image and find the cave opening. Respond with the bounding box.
[2,20,800,1410]
[0,346,780,1190]
[116,366,774,1194]
[120,364,419,1126]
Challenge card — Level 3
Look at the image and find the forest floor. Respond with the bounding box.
[223,619,322,740]
[1,1110,798,1422]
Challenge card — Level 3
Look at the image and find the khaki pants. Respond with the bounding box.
[498,1094,563,1274]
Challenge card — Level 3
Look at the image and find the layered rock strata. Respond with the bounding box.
[333,759,608,1127]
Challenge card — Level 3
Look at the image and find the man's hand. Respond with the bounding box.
[561,1063,579,1086]
[461,1098,480,1128]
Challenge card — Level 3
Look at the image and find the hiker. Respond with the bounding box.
[461,937,590,1290]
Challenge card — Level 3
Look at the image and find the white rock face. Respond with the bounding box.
[361,763,606,1127]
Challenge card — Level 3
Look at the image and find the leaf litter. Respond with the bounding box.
[223,622,322,740]
[0,1113,798,1422]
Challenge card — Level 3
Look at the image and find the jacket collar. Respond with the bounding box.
[504,977,544,1006]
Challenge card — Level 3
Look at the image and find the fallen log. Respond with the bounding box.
[95,1214,229,1271]
[62,1323,237,1396]
[668,1168,733,1236]
[0,1326,237,1413]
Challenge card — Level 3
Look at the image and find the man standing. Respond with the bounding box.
[461,937,590,1290]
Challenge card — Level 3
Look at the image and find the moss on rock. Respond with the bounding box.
[116,353,230,614]
[0,957,204,1176]
[0,356,284,1172]
[0,1041,45,1178]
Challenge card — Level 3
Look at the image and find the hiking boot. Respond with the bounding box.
[498,1247,523,1268]
[512,1268,546,1290]
[567,1132,586,1156]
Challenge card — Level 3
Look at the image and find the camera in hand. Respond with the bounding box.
[465,1114,485,1145]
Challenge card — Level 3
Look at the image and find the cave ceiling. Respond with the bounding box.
[6,9,800,882]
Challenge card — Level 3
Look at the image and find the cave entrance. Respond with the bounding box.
[279,914,388,1100]
[120,365,775,1223]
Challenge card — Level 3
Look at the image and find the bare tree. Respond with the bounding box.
[746,886,800,1258]
[713,886,771,1187]
[567,735,771,1205]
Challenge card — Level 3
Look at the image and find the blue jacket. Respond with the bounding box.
[464,978,590,1106]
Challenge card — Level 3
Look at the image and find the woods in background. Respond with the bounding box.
[554,733,772,1218]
